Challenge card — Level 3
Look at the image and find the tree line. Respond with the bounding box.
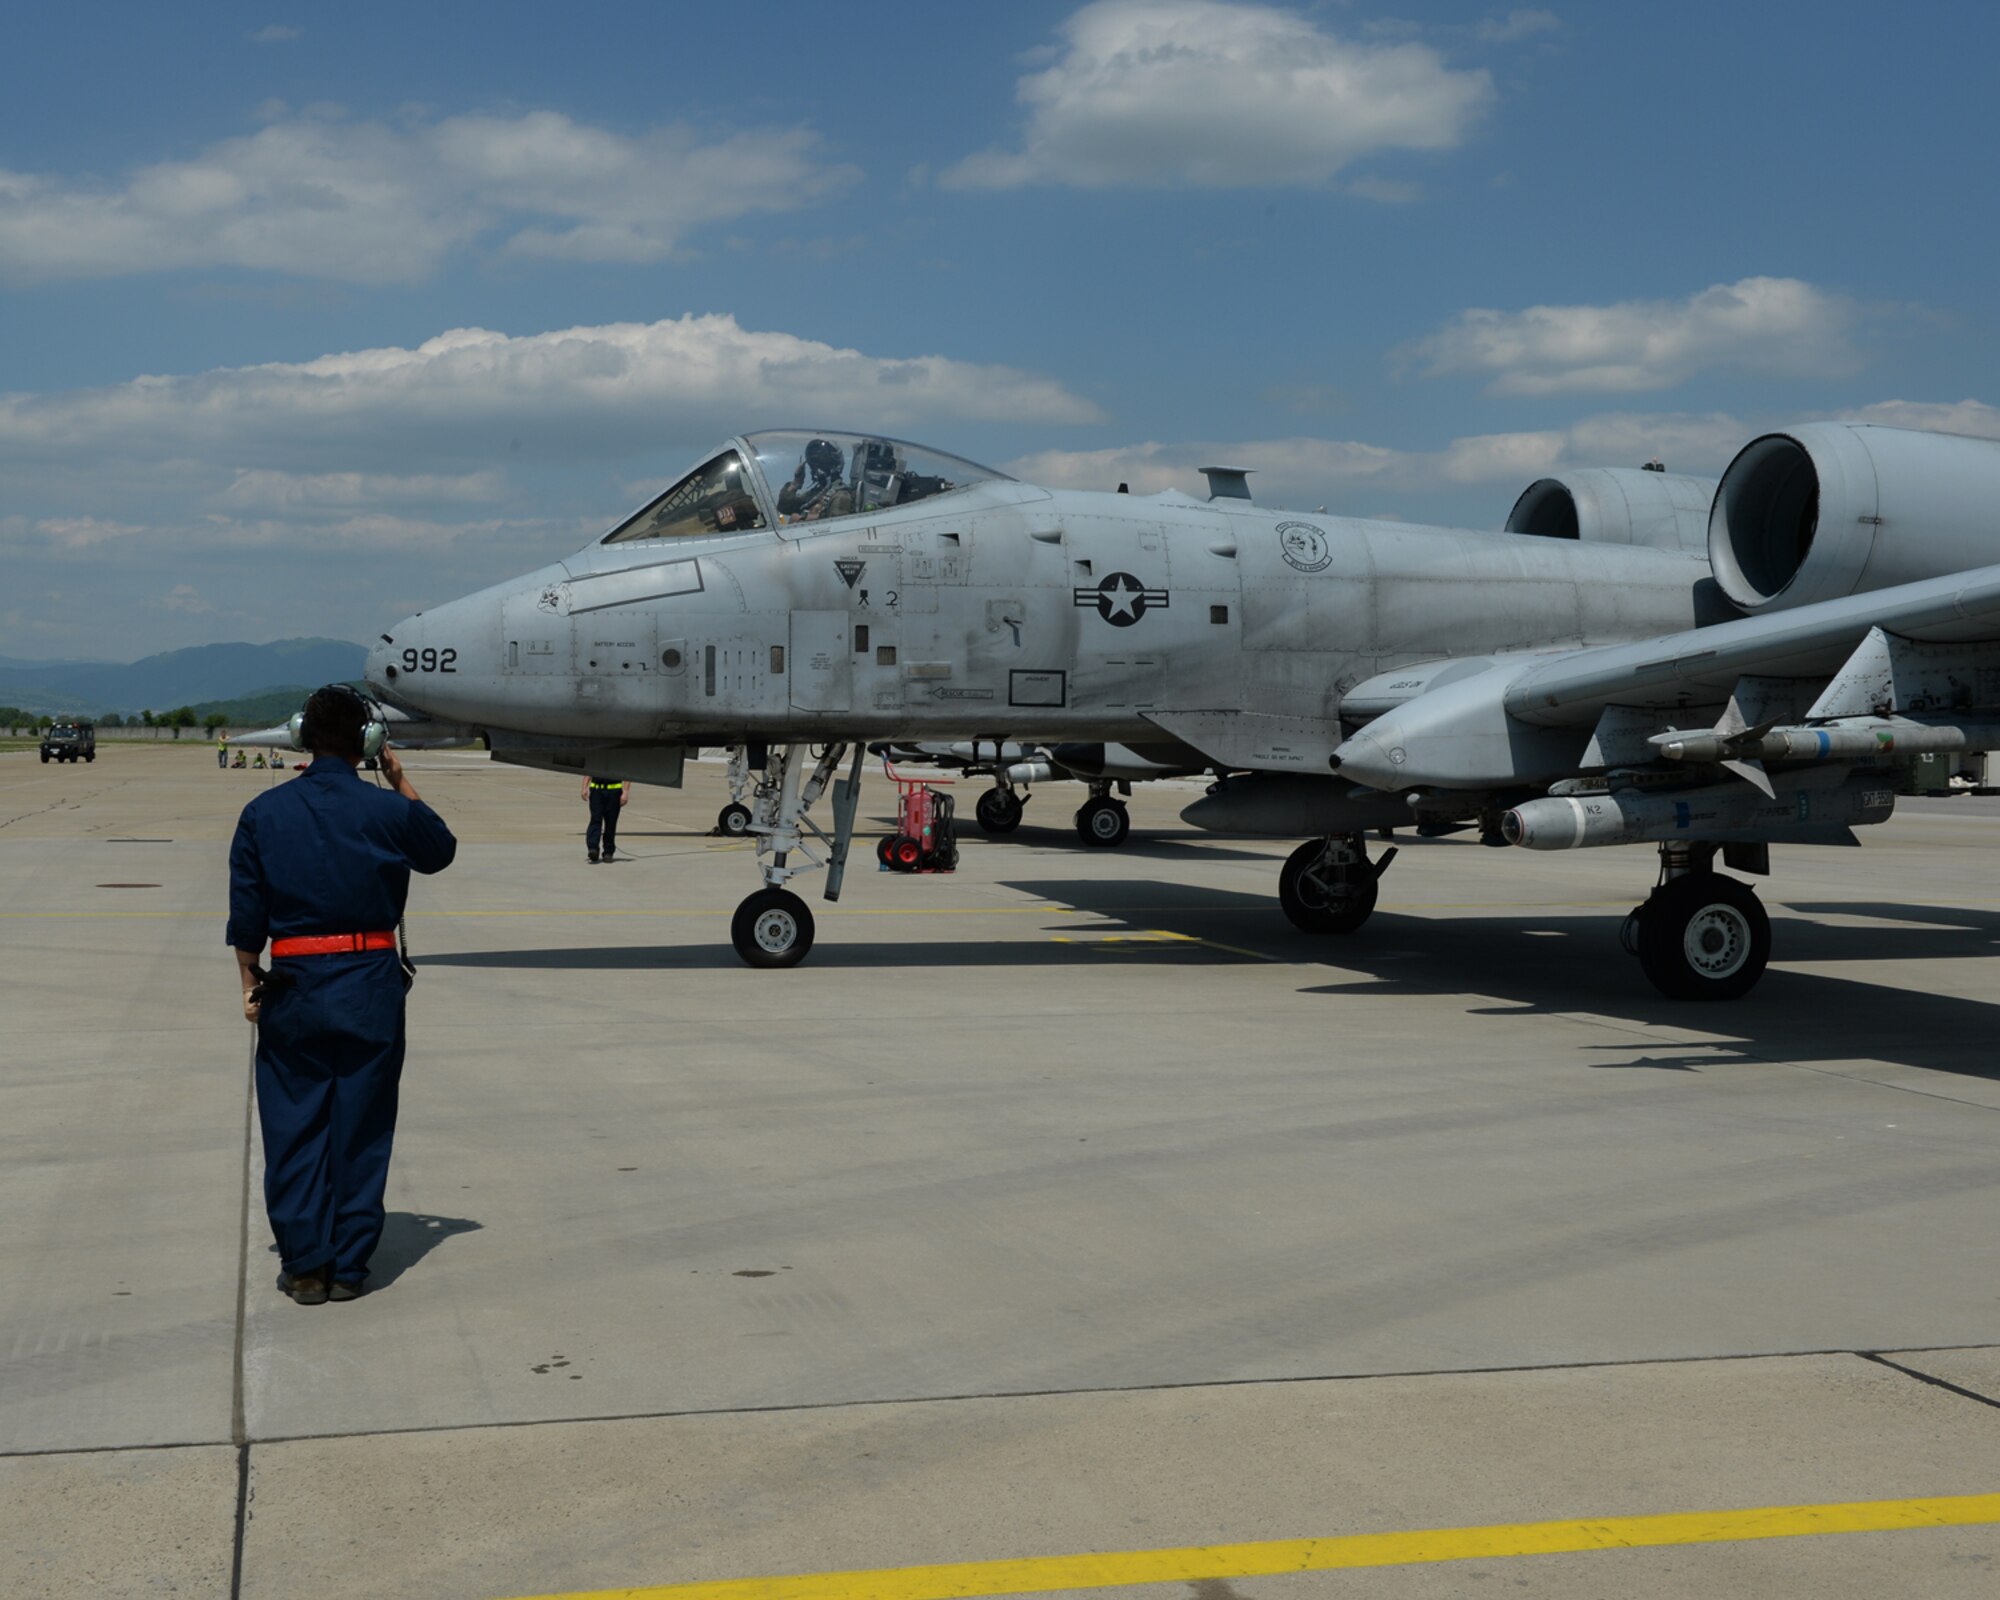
[0,707,231,737]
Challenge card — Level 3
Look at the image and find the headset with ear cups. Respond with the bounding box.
[290,683,388,760]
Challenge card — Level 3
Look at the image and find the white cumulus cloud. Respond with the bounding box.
[1838,398,2000,439]
[1009,411,1795,509]
[0,109,859,285]
[1402,277,1863,397]
[941,0,1492,190]
[0,313,1104,473]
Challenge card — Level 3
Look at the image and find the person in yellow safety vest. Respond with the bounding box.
[583,776,629,863]
[217,733,228,770]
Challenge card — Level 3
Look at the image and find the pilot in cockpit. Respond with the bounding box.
[777,437,855,523]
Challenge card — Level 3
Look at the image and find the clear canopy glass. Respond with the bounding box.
[745,431,1009,526]
[603,449,767,544]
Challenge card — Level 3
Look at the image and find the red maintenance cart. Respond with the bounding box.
[876,758,959,873]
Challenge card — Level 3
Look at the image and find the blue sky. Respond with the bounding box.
[4,0,1997,659]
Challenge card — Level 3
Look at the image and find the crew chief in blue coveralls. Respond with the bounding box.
[227,686,456,1305]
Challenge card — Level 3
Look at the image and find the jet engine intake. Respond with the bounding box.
[1505,467,1715,554]
[1710,422,2000,614]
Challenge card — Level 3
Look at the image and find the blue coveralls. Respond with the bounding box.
[586,779,625,857]
[226,758,456,1284]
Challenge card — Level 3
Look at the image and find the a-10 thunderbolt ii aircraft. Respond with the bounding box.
[365,424,2000,996]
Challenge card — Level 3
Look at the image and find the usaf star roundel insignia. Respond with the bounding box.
[1074,571,1169,627]
[1277,522,1332,573]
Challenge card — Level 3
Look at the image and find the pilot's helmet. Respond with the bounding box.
[805,438,844,478]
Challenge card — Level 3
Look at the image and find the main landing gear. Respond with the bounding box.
[727,743,865,969]
[1279,834,1397,934]
[975,785,1025,835]
[1075,781,1130,848]
[1621,842,1771,1000]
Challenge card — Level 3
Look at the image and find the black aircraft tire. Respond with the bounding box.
[717,802,753,836]
[1279,838,1379,934]
[1075,798,1130,847]
[975,788,1024,834]
[731,888,816,969]
[1635,873,1770,1000]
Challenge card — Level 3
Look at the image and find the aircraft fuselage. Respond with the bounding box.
[368,481,1711,753]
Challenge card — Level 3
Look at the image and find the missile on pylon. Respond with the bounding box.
[1503,774,1897,850]
[1654,720,2000,766]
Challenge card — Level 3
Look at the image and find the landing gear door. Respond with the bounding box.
[790,611,851,712]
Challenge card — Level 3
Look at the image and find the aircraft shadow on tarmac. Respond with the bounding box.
[1000,877,2000,1084]
[264,1211,481,1290]
[417,875,2000,1079]
[973,827,1277,864]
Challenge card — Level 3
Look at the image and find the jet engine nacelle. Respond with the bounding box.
[1709,422,2000,614]
[1505,467,1715,555]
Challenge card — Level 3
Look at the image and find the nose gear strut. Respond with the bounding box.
[728,743,865,968]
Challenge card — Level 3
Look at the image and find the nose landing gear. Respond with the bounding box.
[726,743,864,969]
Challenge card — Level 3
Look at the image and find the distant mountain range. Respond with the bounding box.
[0,639,367,715]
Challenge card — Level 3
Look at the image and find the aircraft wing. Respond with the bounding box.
[1335,561,2000,790]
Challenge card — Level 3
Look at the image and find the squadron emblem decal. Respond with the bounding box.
[1073,571,1169,627]
[1277,522,1332,573]
[536,583,569,614]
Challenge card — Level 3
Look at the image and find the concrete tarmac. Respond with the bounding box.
[5,741,2000,1598]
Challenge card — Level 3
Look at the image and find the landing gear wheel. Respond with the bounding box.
[1075,797,1130,847]
[1619,905,1647,957]
[1279,838,1379,934]
[1635,872,1769,1000]
[889,835,924,872]
[976,788,1024,834]
[731,888,815,969]
[717,801,753,836]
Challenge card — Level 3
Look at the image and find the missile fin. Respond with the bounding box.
[1720,757,1776,797]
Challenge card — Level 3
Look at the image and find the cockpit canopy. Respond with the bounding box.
[603,430,1010,544]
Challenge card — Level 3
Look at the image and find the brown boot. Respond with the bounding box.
[277,1269,330,1306]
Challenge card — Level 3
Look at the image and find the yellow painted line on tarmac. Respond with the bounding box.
[505,1492,2000,1600]
[1053,930,1282,962]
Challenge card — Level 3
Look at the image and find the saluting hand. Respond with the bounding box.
[379,745,420,802]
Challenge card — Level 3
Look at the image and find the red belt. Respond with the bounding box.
[271,931,397,958]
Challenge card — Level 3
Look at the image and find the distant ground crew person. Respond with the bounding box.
[584,775,629,863]
[227,685,456,1305]
[216,733,228,769]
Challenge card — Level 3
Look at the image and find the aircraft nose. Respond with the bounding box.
[365,624,416,701]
